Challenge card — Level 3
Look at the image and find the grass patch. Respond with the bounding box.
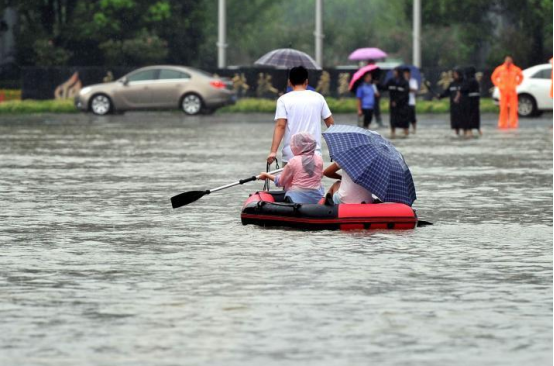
[0,97,498,115]
[0,99,78,114]
[219,98,276,113]
[221,97,499,114]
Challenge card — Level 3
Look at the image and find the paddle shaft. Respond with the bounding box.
[208,168,284,194]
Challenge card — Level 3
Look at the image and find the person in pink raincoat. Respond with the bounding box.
[258,132,324,204]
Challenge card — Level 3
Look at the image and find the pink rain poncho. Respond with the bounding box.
[274,132,324,203]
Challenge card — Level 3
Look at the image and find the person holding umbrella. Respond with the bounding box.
[349,48,388,127]
[385,67,410,138]
[356,72,380,129]
[322,125,417,207]
[367,60,384,127]
[323,162,374,204]
[349,64,381,128]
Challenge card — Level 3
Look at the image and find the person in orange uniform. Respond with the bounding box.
[491,55,524,128]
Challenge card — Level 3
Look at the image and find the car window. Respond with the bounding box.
[127,70,158,82]
[532,68,552,79]
[159,69,190,80]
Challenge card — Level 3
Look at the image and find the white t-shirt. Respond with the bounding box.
[337,170,374,204]
[409,78,418,106]
[274,90,332,162]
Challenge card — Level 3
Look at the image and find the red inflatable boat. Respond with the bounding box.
[241,191,418,230]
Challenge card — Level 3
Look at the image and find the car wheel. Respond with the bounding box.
[90,94,113,116]
[517,94,537,118]
[181,94,203,115]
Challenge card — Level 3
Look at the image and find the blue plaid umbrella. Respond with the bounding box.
[323,125,417,206]
[254,48,321,70]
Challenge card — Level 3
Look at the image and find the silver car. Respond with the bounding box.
[75,66,236,115]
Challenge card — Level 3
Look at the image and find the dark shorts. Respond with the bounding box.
[408,106,417,124]
[362,109,374,128]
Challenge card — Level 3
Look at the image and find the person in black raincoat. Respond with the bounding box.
[438,68,464,135]
[385,67,410,138]
[460,66,481,137]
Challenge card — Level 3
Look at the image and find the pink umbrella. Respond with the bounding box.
[348,47,387,61]
[348,64,380,92]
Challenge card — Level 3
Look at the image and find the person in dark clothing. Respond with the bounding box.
[438,68,464,135]
[460,66,481,137]
[385,67,410,138]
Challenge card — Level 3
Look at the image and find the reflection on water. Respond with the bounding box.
[0,113,552,366]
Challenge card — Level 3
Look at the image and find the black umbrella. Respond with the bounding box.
[254,48,321,70]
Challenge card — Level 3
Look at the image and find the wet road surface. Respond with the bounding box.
[0,112,552,366]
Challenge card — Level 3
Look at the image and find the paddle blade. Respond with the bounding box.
[171,190,208,209]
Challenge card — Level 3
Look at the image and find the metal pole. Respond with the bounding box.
[217,0,227,69]
[413,0,421,67]
[314,0,324,67]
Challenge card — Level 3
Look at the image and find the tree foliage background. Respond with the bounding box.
[1,0,552,69]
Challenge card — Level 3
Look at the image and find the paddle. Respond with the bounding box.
[170,168,284,209]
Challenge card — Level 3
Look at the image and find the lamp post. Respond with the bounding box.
[217,0,227,69]
[413,0,421,67]
[314,0,324,67]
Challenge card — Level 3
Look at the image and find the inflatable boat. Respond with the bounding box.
[241,191,418,231]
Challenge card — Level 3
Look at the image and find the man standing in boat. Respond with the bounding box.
[267,66,335,165]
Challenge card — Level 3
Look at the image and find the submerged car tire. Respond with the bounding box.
[181,94,203,115]
[517,94,537,118]
[90,94,113,116]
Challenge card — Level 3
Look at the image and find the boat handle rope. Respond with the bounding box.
[263,159,280,192]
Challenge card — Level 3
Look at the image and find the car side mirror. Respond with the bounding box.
[120,77,129,86]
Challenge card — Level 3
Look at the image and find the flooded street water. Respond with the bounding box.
[0,112,552,366]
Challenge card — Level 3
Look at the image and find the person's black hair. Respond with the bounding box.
[453,67,463,80]
[403,67,411,74]
[465,66,476,78]
[289,66,309,86]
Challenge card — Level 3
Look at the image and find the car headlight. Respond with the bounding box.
[80,87,92,95]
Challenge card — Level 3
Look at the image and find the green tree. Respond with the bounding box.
[99,32,168,66]
[1,0,551,69]
[414,0,552,68]
[33,39,72,66]
[488,0,553,67]
[199,0,410,67]
[1,0,207,67]
[0,0,79,65]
